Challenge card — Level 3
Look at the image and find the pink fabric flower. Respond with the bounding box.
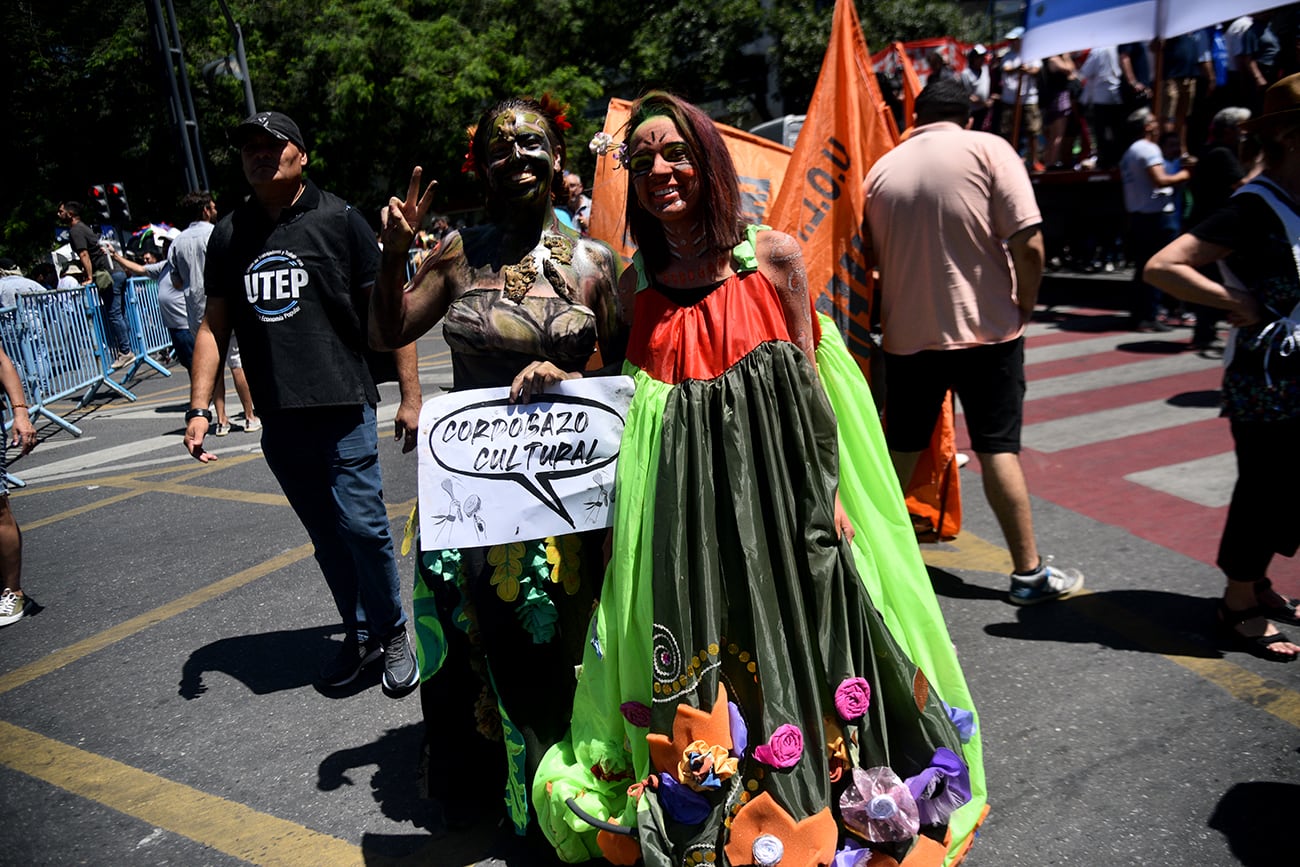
[835,677,872,721]
[620,701,652,728]
[753,724,804,768]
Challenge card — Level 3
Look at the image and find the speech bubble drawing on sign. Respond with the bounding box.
[417,376,635,550]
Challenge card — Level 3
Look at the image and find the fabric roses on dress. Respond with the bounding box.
[834,676,872,721]
[753,724,804,769]
[620,701,652,728]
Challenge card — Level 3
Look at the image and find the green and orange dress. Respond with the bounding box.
[534,229,985,866]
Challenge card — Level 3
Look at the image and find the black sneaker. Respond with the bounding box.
[381,627,419,698]
[319,635,382,687]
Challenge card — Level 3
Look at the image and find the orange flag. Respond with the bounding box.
[767,0,961,540]
[894,42,922,133]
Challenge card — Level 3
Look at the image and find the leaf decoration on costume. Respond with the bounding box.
[678,739,739,791]
[904,748,972,826]
[488,542,526,601]
[912,669,929,713]
[545,534,582,594]
[753,724,804,769]
[516,539,559,642]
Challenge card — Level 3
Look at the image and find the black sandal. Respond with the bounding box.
[1253,578,1300,626]
[1218,601,1300,663]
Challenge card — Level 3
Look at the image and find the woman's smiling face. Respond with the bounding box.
[484,110,560,204]
[627,116,699,223]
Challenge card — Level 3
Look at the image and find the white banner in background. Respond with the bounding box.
[417,376,635,550]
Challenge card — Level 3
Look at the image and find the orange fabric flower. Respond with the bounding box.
[646,682,734,777]
[723,792,838,867]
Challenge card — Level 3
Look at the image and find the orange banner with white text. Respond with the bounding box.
[766,0,961,539]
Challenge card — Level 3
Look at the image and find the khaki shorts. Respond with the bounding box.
[1162,78,1196,120]
[1002,102,1043,137]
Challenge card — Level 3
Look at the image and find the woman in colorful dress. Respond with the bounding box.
[534,92,985,866]
[371,96,626,834]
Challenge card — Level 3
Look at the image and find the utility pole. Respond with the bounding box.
[146,0,258,194]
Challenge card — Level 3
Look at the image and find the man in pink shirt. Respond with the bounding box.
[863,78,1084,605]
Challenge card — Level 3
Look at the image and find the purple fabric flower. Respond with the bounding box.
[941,701,976,743]
[753,724,804,769]
[728,702,748,756]
[834,677,872,721]
[832,839,870,867]
[620,701,652,728]
[904,747,972,826]
[656,773,711,825]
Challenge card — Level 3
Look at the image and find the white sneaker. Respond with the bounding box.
[214,422,232,437]
[0,588,31,627]
[1009,558,1084,605]
[243,418,262,433]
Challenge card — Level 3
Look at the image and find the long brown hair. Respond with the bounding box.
[623,91,744,272]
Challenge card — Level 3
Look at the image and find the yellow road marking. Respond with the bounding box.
[0,543,315,697]
[925,532,1300,729]
[0,721,363,867]
[16,455,272,530]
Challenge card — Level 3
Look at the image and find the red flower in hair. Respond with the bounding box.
[538,93,573,132]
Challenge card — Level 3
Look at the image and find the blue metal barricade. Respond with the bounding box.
[119,277,173,382]
[2,286,137,436]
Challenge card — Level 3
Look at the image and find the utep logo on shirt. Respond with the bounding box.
[244,250,307,323]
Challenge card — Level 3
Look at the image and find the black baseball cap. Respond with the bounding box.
[231,111,307,152]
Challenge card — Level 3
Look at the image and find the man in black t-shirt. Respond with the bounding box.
[183,111,424,698]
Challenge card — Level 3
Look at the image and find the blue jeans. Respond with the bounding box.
[261,403,405,645]
[103,271,131,354]
[168,328,194,370]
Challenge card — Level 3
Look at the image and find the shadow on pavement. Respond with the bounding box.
[318,723,433,835]
[926,566,1007,602]
[1167,389,1220,408]
[983,589,1224,658]
[360,824,570,866]
[178,624,357,698]
[1208,781,1300,866]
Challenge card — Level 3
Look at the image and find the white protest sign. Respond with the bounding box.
[417,376,635,550]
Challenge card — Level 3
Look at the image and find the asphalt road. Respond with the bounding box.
[0,298,1296,866]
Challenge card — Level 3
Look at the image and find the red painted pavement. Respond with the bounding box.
[954,317,1300,598]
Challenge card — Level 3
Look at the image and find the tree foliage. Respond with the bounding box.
[1,0,981,266]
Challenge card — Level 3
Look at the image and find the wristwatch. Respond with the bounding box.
[184,408,214,423]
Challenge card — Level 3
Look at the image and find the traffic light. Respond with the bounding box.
[108,182,131,222]
[88,184,111,223]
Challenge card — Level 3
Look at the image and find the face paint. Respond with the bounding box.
[485,110,559,204]
[627,116,699,221]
